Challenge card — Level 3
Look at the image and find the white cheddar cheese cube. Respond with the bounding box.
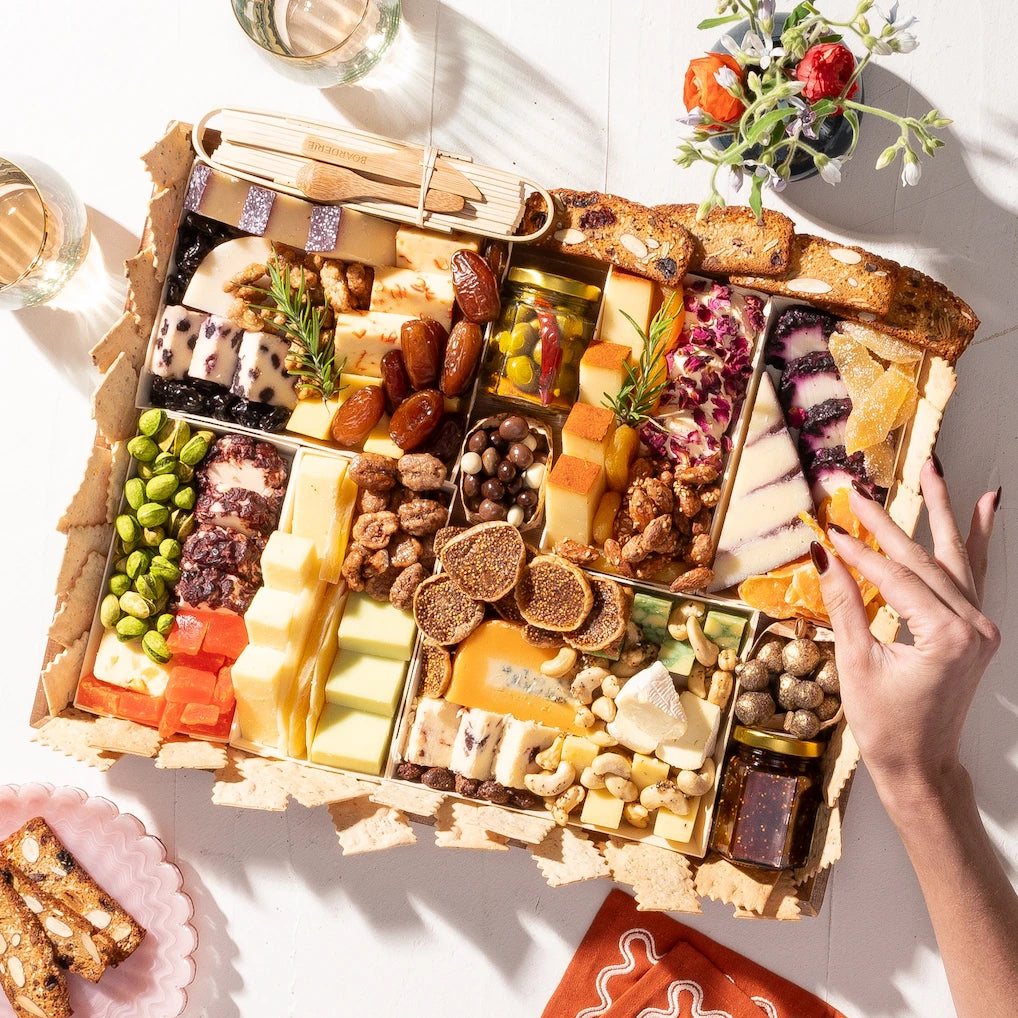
[260,531,320,594]
[290,452,347,560]
[187,314,244,387]
[232,644,289,749]
[369,266,455,329]
[244,587,301,650]
[655,692,721,771]
[231,330,299,409]
[580,787,625,830]
[653,796,701,843]
[333,311,414,377]
[493,718,558,789]
[150,305,205,379]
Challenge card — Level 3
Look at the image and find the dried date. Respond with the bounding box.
[440,320,483,397]
[401,317,445,389]
[380,349,412,415]
[451,249,500,322]
[330,385,385,446]
[389,388,444,450]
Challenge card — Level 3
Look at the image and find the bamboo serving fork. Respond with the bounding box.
[193,107,554,241]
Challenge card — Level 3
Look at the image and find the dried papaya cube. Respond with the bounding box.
[838,321,923,364]
[829,329,883,402]
[844,368,915,454]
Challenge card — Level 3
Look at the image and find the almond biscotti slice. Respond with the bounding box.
[729,233,899,316]
[519,189,694,286]
[7,866,113,982]
[0,818,145,965]
[0,871,71,1018]
[655,203,795,276]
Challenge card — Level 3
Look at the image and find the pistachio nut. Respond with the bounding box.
[158,538,182,560]
[136,503,169,528]
[137,408,167,437]
[141,526,165,548]
[112,555,130,573]
[152,452,179,476]
[145,473,180,502]
[124,477,146,511]
[179,434,210,467]
[149,556,181,583]
[119,591,154,619]
[176,463,194,483]
[169,510,195,541]
[155,613,175,636]
[134,574,165,603]
[127,435,158,463]
[136,462,155,480]
[108,573,132,598]
[115,616,148,641]
[170,420,192,457]
[99,594,123,629]
[125,549,152,579]
[141,630,172,664]
[114,513,139,544]
[172,486,196,510]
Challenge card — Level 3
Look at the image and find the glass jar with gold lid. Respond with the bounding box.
[480,267,601,411]
[709,725,825,871]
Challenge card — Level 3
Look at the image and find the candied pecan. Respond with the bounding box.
[389,562,426,611]
[398,498,447,536]
[643,477,673,516]
[357,488,390,514]
[688,533,714,565]
[352,511,400,550]
[672,511,693,536]
[612,504,637,544]
[365,567,399,602]
[699,485,722,509]
[350,452,398,492]
[628,486,657,531]
[676,485,703,518]
[675,462,720,485]
[341,545,368,591]
[691,509,712,536]
[363,548,390,578]
[670,566,714,593]
[225,261,268,290]
[390,535,422,569]
[396,452,447,492]
[554,540,600,565]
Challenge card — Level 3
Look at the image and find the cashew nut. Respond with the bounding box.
[591,695,617,723]
[623,802,650,828]
[574,706,597,729]
[674,758,716,796]
[610,643,657,678]
[686,615,719,668]
[676,600,705,621]
[687,662,708,699]
[570,665,609,705]
[587,728,619,747]
[541,646,578,678]
[535,736,563,772]
[666,621,688,642]
[580,766,606,790]
[600,674,623,699]
[591,753,632,780]
[604,775,639,801]
[640,781,691,815]
[717,648,738,672]
[523,760,576,797]
[707,670,734,707]
[550,784,585,826]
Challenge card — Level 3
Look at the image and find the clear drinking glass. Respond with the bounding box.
[0,155,90,311]
[232,0,401,86]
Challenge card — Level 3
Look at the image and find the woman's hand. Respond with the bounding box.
[814,458,1000,806]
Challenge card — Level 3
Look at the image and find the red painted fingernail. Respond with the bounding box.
[810,541,829,574]
[851,480,875,500]
[931,453,944,477]
[828,523,849,536]
[994,486,1002,511]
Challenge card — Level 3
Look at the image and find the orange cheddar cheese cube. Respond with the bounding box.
[544,454,606,547]
[561,403,616,470]
[599,270,655,359]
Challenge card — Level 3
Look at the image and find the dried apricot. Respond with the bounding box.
[605,424,640,491]
[838,321,923,364]
[844,367,915,453]
[330,385,385,447]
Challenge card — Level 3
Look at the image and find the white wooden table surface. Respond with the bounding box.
[2,2,1015,1016]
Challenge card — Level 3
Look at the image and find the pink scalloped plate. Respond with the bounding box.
[0,784,196,1018]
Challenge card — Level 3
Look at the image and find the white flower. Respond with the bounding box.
[714,66,739,90]
[740,29,785,70]
[720,33,742,57]
[751,162,788,192]
[888,31,918,52]
[677,108,705,139]
[901,155,922,186]
[723,165,745,193]
[757,0,776,20]
[816,155,846,185]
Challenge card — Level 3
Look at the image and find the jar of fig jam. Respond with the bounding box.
[480,268,600,411]
[709,726,824,870]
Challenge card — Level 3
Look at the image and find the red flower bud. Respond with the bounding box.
[795,43,859,104]
[683,53,746,126]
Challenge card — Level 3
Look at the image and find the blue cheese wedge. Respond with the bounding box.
[188,314,244,387]
[231,330,299,409]
[607,662,687,755]
[710,373,814,591]
[150,305,205,379]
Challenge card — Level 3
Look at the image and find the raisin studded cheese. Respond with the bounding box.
[230,330,299,409]
[188,314,244,387]
[149,304,206,379]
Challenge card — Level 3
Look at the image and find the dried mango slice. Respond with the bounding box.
[837,321,923,364]
[863,439,897,488]
[829,329,883,402]
[844,367,915,454]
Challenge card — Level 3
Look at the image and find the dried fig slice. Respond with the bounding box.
[514,555,593,632]
[413,573,484,646]
[438,521,526,602]
[564,576,632,652]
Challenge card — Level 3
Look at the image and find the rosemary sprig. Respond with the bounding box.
[255,252,344,400]
[603,306,679,428]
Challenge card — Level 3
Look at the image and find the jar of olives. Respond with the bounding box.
[709,726,824,871]
[481,268,601,411]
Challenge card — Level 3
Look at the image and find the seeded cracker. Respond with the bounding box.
[898,397,943,493]
[57,444,113,533]
[795,801,843,886]
[30,710,119,771]
[887,483,924,534]
[530,826,611,887]
[86,716,162,758]
[211,748,292,811]
[515,555,593,632]
[285,764,371,809]
[39,635,87,717]
[91,351,140,445]
[370,782,447,820]
[140,121,194,191]
[869,603,901,645]
[438,521,525,601]
[464,804,555,845]
[412,573,484,646]
[124,247,161,331]
[329,797,417,855]
[89,310,147,373]
[433,801,509,851]
[694,855,781,914]
[155,740,229,771]
[48,550,106,649]
[601,839,701,913]
[823,719,860,807]
[145,184,186,276]
[733,871,802,920]
[54,524,112,598]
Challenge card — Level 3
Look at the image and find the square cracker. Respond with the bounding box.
[694,855,781,914]
[92,351,140,445]
[469,804,554,845]
[211,749,292,811]
[40,633,88,716]
[90,310,148,373]
[734,871,802,920]
[370,781,447,819]
[31,709,120,772]
[329,797,417,855]
[141,121,194,191]
[57,443,113,532]
[54,524,112,598]
[48,550,104,649]
[87,716,162,757]
[656,203,795,276]
[124,247,161,332]
[155,739,229,770]
[285,764,371,808]
[433,801,508,851]
[730,234,898,316]
[530,826,610,887]
[602,838,701,913]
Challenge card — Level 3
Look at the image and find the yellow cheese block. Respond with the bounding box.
[446,620,586,735]
[580,787,624,829]
[325,650,408,715]
[561,735,600,774]
[287,396,342,441]
[561,403,616,470]
[92,630,170,697]
[290,451,348,560]
[578,341,633,408]
[544,454,606,547]
[395,226,480,272]
[599,270,655,359]
[362,415,403,459]
[320,470,359,584]
[310,702,394,775]
[653,796,701,844]
[232,645,289,749]
[630,753,670,790]
[369,265,455,328]
[244,587,301,650]
[333,311,413,376]
[337,594,418,661]
[260,531,320,594]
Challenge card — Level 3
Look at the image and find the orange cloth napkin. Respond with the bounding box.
[542,889,846,1018]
